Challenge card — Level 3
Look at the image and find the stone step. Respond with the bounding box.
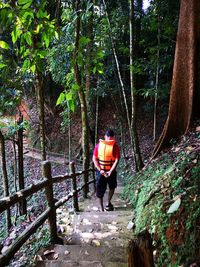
[36,260,128,267]
[58,210,133,247]
[35,244,128,267]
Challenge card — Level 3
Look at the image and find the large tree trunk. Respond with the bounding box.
[74,0,90,197]
[0,130,12,233]
[153,0,200,156]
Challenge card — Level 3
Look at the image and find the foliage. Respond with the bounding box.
[123,132,200,266]
[0,87,21,116]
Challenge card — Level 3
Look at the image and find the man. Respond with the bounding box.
[93,129,120,211]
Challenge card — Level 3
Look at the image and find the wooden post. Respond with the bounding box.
[69,162,79,212]
[92,163,96,193]
[42,161,58,243]
[0,130,11,232]
[18,113,27,215]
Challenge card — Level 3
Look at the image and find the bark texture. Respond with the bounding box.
[128,230,154,267]
[74,0,90,196]
[153,0,200,156]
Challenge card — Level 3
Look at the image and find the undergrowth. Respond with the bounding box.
[123,133,200,266]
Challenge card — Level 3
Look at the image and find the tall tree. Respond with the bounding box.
[103,0,143,171]
[73,0,90,196]
[153,0,200,156]
[129,0,143,171]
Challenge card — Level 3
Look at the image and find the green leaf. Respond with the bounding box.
[93,66,97,74]
[37,50,47,59]
[68,99,75,112]
[72,84,80,91]
[55,31,59,40]
[21,1,32,9]
[79,36,90,46]
[42,32,50,48]
[22,58,30,72]
[11,27,22,44]
[97,51,104,59]
[18,0,30,4]
[0,41,9,49]
[66,91,73,101]
[22,11,34,20]
[30,64,36,73]
[56,92,66,106]
[24,32,32,46]
[0,63,7,69]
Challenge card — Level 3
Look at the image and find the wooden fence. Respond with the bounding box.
[0,161,96,266]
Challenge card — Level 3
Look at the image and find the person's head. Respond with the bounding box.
[105,129,115,140]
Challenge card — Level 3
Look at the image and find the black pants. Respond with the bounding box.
[96,170,117,198]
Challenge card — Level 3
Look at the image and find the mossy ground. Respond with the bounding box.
[123,128,200,266]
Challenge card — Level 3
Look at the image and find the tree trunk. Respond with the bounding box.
[128,230,155,267]
[103,0,143,172]
[153,0,200,156]
[0,130,12,232]
[85,0,94,105]
[153,13,161,141]
[17,113,27,215]
[35,73,46,161]
[130,0,144,171]
[74,0,90,196]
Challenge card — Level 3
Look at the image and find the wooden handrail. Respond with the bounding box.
[0,160,96,267]
[0,208,51,266]
[0,180,48,214]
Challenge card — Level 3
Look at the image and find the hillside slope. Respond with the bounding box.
[123,123,200,266]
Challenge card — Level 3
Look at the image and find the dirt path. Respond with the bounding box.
[35,185,133,267]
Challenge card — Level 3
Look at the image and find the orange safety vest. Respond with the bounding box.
[98,139,116,171]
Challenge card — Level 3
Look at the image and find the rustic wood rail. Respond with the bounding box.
[0,161,96,267]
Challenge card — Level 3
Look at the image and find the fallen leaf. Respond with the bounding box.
[1,246,9,254]
[64,250,70,255]
[92,240,101,246]
[36,255,43,261]
[127,221,135,230]
[43,250,55,256]
[53,253,59,259]
[167,198,181,214]
[85,250,89,255]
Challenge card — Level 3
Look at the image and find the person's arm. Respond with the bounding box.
[106,158,119,177]
[92,155,106,175]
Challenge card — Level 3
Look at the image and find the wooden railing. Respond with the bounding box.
[0,161,96,267]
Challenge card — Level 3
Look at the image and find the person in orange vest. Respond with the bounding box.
[93,129,120,211]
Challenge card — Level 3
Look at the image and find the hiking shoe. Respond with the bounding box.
[105,203,114,211]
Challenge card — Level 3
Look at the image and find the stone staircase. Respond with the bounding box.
[34,185,134,267]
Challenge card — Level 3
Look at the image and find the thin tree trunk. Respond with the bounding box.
[95,93,99,145]
[130,0,143,171]
[17,113,27,215]
[67,103,71,162]
[0,130,12,233]
[35,73,46,161]
[12,140,18,192]
[153,12,161,141]
[102,0,140,171]
[74,0,90,196]
[85,0,94,105]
